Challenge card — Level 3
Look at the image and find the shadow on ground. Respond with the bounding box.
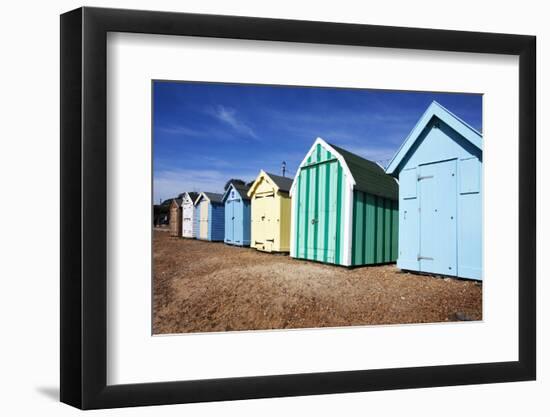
[36,386,59,401]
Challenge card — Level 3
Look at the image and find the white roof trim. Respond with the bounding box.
[181,192,194,205]
[247,169,283,197]
[194,192,211,205]
[386,101,482,175]
[289,137,356,196]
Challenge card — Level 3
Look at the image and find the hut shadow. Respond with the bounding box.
[35,386,59,401]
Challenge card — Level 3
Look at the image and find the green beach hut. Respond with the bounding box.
[290,137,398,267]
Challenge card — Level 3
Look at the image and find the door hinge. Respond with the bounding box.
[417,175,434,181]
[417,255,434,261]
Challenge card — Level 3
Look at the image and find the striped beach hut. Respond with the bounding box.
[386,101,482,280]
[194,192,225,241]
[222,182,251,246]
[180,192,198,238]
[290,138,398,266]
[247,171,293,253]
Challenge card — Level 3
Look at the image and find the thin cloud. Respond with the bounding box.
[157,123,248,142]
[153,168,257,203]
[158,125,206,137]
[209,105,258,139]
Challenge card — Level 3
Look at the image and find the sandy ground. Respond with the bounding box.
[153,231,482,334]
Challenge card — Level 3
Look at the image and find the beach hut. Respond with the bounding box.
[180,192,198,238]
[194,192,225,241]
[289,138,398,266]
[222,182,251,246]
[386,101,482,280]
[168,196,183,237]
[247,171,293,253]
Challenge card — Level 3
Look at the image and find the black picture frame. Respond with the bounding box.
[60,6,536,410]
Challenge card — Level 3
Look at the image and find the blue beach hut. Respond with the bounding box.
[222,182,252,246]
[386,101,482,280]
[194,192,225,242]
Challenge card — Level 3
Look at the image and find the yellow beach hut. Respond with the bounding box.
[247,170,293,253]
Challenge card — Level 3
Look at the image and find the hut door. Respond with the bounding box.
[182,203,193,237]
[419,160,457,276]
[254,194,274,251]
[297,161,337,262]
[199,201,209,239]
[233,200,242,244]
[399,168,420,270]
[225,200,233,243]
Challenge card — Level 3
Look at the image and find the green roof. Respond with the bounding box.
[329,143,398,200]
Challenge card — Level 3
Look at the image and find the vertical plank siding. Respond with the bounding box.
[181,197,195,238]
[351,191,399,266]
[193,205,200,238]
[223,185,252,246]
[248,172,292,253]
[169,203,182,237]
[386,103,482,280]
[208,203,225,241]
[294,147,346,265]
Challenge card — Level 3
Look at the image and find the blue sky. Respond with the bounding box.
[153,81,482,203]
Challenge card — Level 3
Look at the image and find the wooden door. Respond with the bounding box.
[225,200,234,243]
[199,201,209,239]
[419,159,457,276]
[253,194,275,251]
[182,203,194,237]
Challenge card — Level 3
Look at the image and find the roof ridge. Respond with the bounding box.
[292,138,398,200]
[431,101,482,136]
[385,102,482,175]
[328,142,386,172]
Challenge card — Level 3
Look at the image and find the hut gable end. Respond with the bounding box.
[247,171,293,197]
[290,137,396,200]
[195,191,224,205]
[222,182,251,203]
[386,101,482,176]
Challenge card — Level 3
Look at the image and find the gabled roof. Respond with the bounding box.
[160,198,173,207]
[290,138,398,200]
[222,182,251,202]
[329,143,398,199]
[180,191,199,204]
[170,198,183,208]
[247,170,294,197]
[195,191,224,205]
[265,172,293,192]
[385,101,482,175]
